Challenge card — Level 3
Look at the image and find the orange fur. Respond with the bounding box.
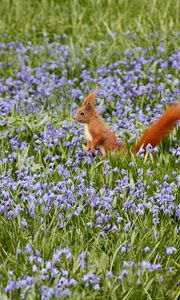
[134,104,180,153]
[74,92,180,156]
[74,92,127,156]
[83,92,97,107]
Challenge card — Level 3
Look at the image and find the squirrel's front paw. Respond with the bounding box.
[83,144,91,153]
[85,146,91,152]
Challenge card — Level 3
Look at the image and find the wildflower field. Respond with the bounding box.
[0,0,180,299]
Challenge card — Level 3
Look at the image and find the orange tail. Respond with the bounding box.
[134,103,180,153]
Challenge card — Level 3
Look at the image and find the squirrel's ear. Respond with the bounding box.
[83,92,97,107]
[86,103,93,111]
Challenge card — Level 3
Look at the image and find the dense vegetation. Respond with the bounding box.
[0,0,179,299]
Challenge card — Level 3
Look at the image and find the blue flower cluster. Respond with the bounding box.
[0,35,179,298]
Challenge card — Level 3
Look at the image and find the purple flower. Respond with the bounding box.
[32,265,38,272]
[123,261,136,268]
[25,244,32,253]
[120,246,127,253]
[52,248,72,265]
[124,222,132,232]
[118,269,128,281]
[21,218,28,228]
[17,249,23,255]
[141,261,151,270]
[0,36,179,298]
[94,283,100,290]
[5,280,17,293]
[82,273,100,289]
[79,251,88,270]
[144,247,151,253]
[166,247,177,255]
[106,271,113,278]
[168,267,175,273]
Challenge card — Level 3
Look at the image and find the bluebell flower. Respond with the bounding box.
[118,269,128,281]
[166,247,177,255]
[144,247,151,253]
[25,244,32,253]
[79,251,88,270]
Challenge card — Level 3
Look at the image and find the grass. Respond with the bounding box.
[0,0,180,299]
[0,0,180,54]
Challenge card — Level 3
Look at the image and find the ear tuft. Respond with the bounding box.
[83,92,97,107]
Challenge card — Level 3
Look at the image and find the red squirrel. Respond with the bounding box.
[74,92,180,156]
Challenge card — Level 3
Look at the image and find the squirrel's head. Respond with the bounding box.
[74,92,97,124]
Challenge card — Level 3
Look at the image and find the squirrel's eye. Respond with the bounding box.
[80,112,84,115]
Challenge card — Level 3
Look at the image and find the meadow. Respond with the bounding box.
[0,0,180,299]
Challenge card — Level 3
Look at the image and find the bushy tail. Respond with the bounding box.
[133,103,180,153]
